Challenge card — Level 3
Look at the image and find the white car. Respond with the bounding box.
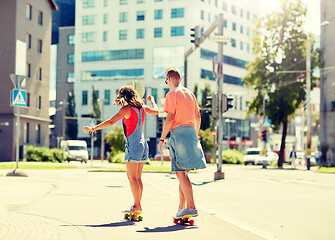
[244,148,273,165]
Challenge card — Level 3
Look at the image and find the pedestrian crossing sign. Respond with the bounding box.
[12,89,27,107]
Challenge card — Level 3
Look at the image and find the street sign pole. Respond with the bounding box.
[89,120,96,167]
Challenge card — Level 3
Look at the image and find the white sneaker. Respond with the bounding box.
[122,205,142,213]
[175,208,198,219]
[173,208,184,219]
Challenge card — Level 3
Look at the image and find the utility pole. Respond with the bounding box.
[306,35,312,170]
[214,13,225,180]
[100,99,105,162]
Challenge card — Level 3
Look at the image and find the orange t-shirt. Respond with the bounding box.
[164,86,200,130]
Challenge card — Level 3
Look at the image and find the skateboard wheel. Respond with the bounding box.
[180,219,185,225]
[130,215,135,221]
[138,216,143,221]
[124,214,129,219]
[173,218,179,224]
[189,220,194,226]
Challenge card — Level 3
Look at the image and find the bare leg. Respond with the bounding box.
[179,184,186,209]
[176,172,195,209]
[126,162,144,209]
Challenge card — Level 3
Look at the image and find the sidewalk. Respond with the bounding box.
[0,167,265,240]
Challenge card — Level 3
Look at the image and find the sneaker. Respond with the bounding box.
[175,208,198,219]
[122,205,142,213]
[173,208,184,219]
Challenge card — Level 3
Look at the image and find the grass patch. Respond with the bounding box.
[0,163,77,170]
[316,167,335,173]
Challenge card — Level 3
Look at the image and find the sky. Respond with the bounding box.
[260,0,321,36]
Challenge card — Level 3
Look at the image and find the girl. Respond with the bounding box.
[82,86,159,213]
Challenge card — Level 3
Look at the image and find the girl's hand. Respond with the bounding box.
[82,126,95,133]
[146,95,154,103]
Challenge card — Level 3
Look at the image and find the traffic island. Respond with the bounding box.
[6,169,28,177]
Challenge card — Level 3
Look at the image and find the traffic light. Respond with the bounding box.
[222,94,234,112]
[190,26,200,47]
[261,130,267,142]
[204,94,218,119]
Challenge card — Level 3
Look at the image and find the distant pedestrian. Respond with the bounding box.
[82,86,158,214]
[289,147,297,168]
[315,147,322,167]
[158,67,206,220]
[326,148,333,167]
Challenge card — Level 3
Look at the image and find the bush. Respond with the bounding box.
[199,128,214,153]
[216,149,244,164]
[109,152,125,164]
[27,146,65,163]
[105,125,126,158]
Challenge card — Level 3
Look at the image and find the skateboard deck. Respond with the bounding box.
[124,210,143,221]
[173,214,194,225]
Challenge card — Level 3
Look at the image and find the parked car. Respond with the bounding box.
[60,140,89,163]
[244,148,272,165]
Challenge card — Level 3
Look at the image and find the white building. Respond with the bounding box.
[74,0,261,156]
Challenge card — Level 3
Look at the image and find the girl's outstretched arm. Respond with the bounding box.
[82,106,130,133]
[143,95,159,115]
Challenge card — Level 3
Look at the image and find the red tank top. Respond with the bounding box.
[122,107,145,137]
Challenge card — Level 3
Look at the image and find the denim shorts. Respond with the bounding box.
[124,140,149,163]
[168,125,206,172]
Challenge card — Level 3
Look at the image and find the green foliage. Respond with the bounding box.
[199,128,214,153]
[66,91,78,140]
[222,149,244,165]
[109,152,125,164]
[105,125,126,158]
[27,146,65,163]
[90,87,101,146]
[243,0,319,167]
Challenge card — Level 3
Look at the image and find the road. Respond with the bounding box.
[0,163,334,240]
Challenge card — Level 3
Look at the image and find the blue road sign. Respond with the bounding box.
[263,119,271,129]
[12,89,27,107]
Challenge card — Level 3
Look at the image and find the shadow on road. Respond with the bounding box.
[191,181,214,186]
[63,220,135,228]
[137,224,198,233]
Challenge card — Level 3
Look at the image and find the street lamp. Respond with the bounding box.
[98,98,107,161]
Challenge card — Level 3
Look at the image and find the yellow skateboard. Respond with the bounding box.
[124,210,143,221]
[173,214,194,225]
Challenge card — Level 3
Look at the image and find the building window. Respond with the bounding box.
[201,69,215,81]
[201,10,204,20]
[240,9,244,17]
[27,63,31,78]
[26,34,31,49]
[171,26,184,36]
[119,30,127,40]
[208,13,211,22]
[247,43,250,52]
[200,48,248,68]
[24,122,29,144]
[247,27,250,36]
[82,15,95,25]
[137,11,145,21]
[240,41,244,50]
[67,54,74,64]
[222,1,227,11]
[103,31,107,41]
[36,67,42,81]
[104,90,111,105]
[81,69,144,81]
[26,4,32,20]
[35,124,41,144]
[38,11,43,25]
[224,19,227,28]
[231,38,236,48]
[136,29,144,39]
[26,93,30,107]
[215,0,218,7]
[82,49,144,62]
[154,9,163,20]
[104,0,108,6]
[38,39,42,53]
[247,11,250,20]
[240,96,243,110]
[67,72,74,83]
[119,12,128,22]
[120,0,127,5]
[137,0,145,3]
[155,0,163,2]
[83,0,95,8]
[154,27,162,38]
[171,8,184,18]
[82,91,88,105]
[82,32,95,43]
[36,96,41,110]
[103,14,108,24]
[232,22,236,31]
[240,25,244,34]
[68,35,74,45]
[232,5,237,15]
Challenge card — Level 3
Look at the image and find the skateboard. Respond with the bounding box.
[124,210,143,221]
[173,214,194,225]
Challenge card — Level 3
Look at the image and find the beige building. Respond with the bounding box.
[0,0,57,161]
[320,0,335,150]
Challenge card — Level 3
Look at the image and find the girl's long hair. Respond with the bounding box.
[114,86,143,108]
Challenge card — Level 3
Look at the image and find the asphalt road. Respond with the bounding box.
[0,163,334,240]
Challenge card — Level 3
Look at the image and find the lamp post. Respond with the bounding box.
[98,98,107,162]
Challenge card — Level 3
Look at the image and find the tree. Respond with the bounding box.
[89,87,101,146]
[65,91,78,140]
[105,125,125,157]
[243,0,319,167]
[200,82,212,130]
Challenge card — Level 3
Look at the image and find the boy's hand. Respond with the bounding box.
[158,140,164,153]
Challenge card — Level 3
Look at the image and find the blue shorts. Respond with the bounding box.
[168,125,206,173]
[124,140,149,163]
